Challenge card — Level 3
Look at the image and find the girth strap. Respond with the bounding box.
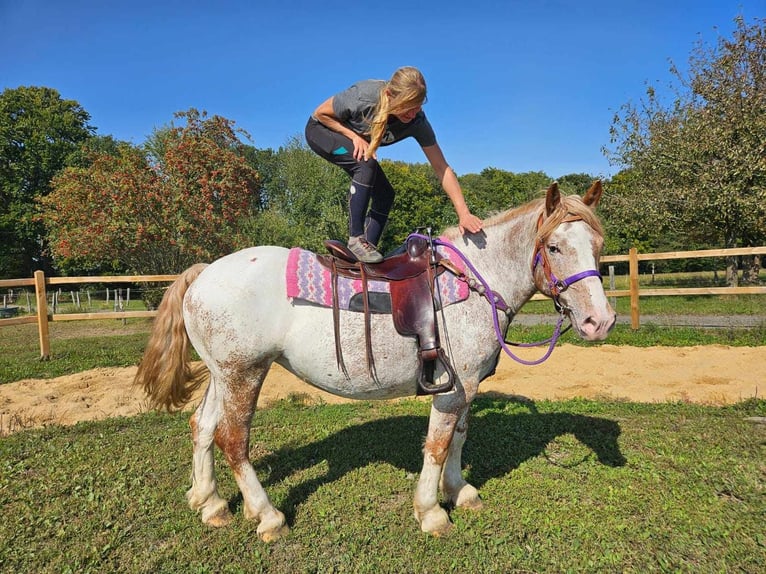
[330,258,349,379]
[360,265,377,382]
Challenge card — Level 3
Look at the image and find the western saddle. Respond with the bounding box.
[317,235,456,395]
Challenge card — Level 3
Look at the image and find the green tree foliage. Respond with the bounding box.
[0,86,94,277]
[556,173,597,195]
[66,135,126,168]
[239,145,279,211]
[41,109,260,275]
[243,136,348,252]
[381,160,450,249]
[459,167,515,216]
[599,170,657,255]
[459,167,552,217]
[604,16,766,282]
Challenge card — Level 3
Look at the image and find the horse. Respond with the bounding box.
[135,180,616,541]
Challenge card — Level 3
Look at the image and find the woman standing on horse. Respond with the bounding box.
[305,66,483,263]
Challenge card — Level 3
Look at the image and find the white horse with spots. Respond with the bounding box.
[135,181,615,541]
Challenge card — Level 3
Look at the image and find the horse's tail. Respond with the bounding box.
[134,263,210,411]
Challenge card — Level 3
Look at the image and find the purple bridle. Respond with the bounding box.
[410,215,601,365]
[533,252,603,298]
[531,214,603,313]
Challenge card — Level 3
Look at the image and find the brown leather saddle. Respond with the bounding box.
[317,236,456,395]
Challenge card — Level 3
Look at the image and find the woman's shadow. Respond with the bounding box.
[245,394,626,523]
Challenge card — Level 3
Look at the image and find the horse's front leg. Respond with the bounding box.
[413,393,469,536]
[440,404,483,510]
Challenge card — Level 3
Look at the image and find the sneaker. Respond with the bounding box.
[347,236,383,263]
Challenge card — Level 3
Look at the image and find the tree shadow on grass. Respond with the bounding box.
[242,395,626,524]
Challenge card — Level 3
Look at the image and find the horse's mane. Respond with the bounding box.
[442,194,603,241]
[536,194,604,241]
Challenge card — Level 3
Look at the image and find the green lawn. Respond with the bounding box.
[1,397,764,573]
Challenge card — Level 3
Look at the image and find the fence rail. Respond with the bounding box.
[1,248,764,359]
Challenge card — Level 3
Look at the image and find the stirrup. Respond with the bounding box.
[416,348,456,395]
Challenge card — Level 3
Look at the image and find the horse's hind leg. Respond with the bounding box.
[212,364,288,542]
[187,375,233,527]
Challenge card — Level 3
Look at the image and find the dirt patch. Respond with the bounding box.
[1,344,763,435]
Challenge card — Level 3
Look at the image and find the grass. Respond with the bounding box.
[520,293,766,316]
[0,396,764,573]
[507,322,766,347]
[0,319,154,383]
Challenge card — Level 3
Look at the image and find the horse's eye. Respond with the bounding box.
[548,245,560,254]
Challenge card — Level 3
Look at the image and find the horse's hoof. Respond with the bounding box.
[454,486,483,511]
[427,520,454,538]
[256,509,288,543]
[459,497,484,511]
[258,524,290,543]
[203,505,234,528]
[417,507,452,536]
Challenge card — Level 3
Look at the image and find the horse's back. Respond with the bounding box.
[183,245,293,362]
[194,245,289,292]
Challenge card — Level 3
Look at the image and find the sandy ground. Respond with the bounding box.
[1,344,763,435]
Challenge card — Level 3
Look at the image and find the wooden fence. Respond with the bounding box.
[1,247,764,359]
[0,273,176,359]
[598,246,766,329]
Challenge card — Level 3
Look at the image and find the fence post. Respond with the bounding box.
[34,270,51,360]
[629,247,640,330]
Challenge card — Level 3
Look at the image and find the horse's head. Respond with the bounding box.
[532,181,616,340]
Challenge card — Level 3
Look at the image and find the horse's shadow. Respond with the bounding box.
[241,395,626,523]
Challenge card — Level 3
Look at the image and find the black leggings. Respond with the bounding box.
[305,117,394,246]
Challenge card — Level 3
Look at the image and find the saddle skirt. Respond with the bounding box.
[285,244,469,311]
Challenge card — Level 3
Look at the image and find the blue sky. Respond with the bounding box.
[1,0,762,179]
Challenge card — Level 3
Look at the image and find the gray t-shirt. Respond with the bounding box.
[331,79,437,147]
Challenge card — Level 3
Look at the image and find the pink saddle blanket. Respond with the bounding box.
[286,245,469,311]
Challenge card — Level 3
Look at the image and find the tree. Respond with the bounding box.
[459,168,552,218]
[0,86,94,277]
[67,134,126,168]
[244,136,348,252]
[604,16,766,284]
[458,167,518,216]
[381,160,449,249]
[41,109,261,278]
[557,173,597,195]
[598,170,681,270]
[240,145,279,212]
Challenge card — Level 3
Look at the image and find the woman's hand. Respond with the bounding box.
[458,211,483,235]
[314,97,374,161]
[353,134,373,161]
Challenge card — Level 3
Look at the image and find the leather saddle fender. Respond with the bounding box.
[389,268,456,395]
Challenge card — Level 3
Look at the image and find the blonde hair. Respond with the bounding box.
[367,66,427,158]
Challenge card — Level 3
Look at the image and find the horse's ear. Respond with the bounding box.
[545,181,561,215]
[583,180,603,208]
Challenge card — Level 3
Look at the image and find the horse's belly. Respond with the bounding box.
[278,303,423,399]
